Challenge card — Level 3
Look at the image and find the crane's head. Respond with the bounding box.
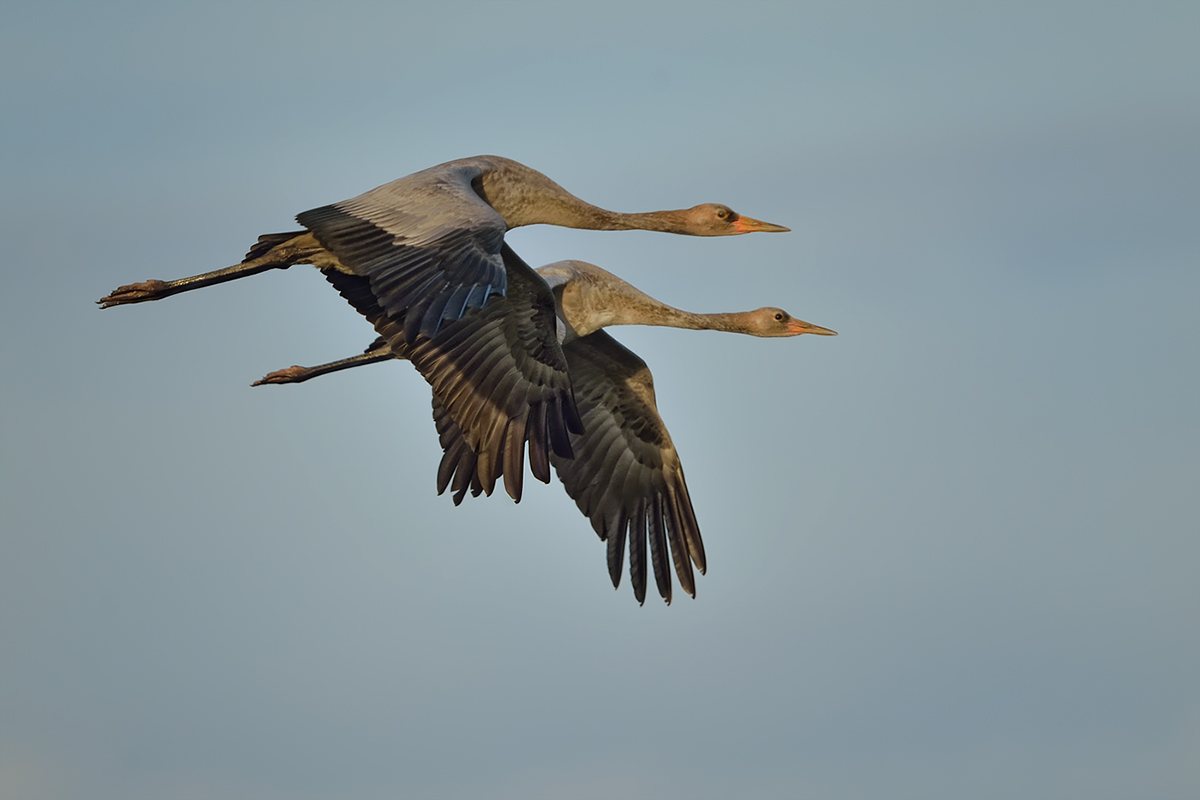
[681,204,791,236]
[746,308,838,338]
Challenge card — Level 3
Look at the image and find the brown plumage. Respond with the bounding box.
[258,260,837,604]
[97,155,790,503]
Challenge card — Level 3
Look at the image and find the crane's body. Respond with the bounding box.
[97,155,818,604]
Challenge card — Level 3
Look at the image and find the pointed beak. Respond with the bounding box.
[733,215,791,233]
[788,319,837,336]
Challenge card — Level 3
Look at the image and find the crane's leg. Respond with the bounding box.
[253,339,394,385]
[98,262,286,307]
[97,231,324,308]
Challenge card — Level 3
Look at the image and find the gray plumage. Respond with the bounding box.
[98,156,791,495]
[261,259,837,604]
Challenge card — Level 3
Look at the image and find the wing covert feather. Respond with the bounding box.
[298,163,508,338]
[322,244,579,503]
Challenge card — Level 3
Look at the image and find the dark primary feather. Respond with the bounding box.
[552,331,704,604]
[435,328,705,605]
[323,245,581,503]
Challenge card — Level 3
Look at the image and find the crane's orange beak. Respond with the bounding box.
[733,216,791,233]
[787,319,837,336]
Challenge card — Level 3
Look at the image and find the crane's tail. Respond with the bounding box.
[243,231,308,263]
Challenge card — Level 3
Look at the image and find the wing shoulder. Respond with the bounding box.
[299,162,509,337]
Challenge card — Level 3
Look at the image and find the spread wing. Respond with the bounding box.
[550,331,705,605]
[298,161,508,340]
[434,329,706,605]
[323,244,582,501]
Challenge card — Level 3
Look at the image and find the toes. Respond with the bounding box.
[97,280,169,307]
[252,366,308,386]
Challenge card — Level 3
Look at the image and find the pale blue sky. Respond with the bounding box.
[1,2,1198,799]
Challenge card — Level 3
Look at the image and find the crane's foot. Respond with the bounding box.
[252,366,311,386]
[97,280,170,308]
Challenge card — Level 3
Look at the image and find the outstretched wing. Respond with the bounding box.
[323,244,582,502]
[550,330,705,605]
[434,328,706,605]
[298,160,508,340]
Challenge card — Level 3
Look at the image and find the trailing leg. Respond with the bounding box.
[253,338,395,385]
[97,231,334,308]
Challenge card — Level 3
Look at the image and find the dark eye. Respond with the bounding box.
[716,208,728,219]
[774,312,785,321]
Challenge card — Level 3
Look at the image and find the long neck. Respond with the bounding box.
[627,305,761,334]
[557,269,762,338]
[478,159,692,232]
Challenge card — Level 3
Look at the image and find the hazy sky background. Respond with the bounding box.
[1,2,1197,799]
